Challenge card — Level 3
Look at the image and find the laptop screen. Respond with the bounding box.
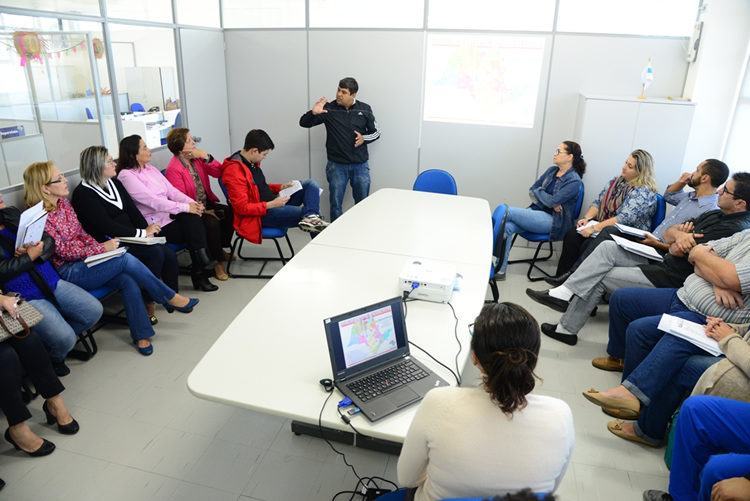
[324,297,409,379]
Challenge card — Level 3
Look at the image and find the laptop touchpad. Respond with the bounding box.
[390,387,420,408]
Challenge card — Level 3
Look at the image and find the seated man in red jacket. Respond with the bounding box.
[221,129,329,244]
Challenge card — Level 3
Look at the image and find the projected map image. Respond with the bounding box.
[424,34,545,128]
[340,306,398,368]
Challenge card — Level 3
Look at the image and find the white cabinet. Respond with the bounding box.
[574,94,695,209]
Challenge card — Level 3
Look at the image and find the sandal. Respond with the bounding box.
[582,388,640,419]
[607,420,659,447]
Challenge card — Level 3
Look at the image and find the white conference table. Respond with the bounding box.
[188,189,492,444]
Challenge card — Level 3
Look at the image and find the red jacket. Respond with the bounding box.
[221,155,281,244]
[165,155,224,204]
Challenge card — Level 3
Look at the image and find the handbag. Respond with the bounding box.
[0,293,43,342]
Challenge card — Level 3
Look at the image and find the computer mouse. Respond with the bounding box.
[319,378,334,392]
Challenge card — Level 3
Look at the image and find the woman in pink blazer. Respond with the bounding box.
[164,128,233,280]
[116,135,218,292]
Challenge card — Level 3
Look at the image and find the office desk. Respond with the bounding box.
[310,188,492,265]
[188,189,491,448]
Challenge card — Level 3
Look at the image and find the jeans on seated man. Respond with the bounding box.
[579,229,750,446]
[221,129,329,245]
[526,172,750,347]
[546,158,728,286]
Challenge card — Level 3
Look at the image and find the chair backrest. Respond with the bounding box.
[574,183,585,218]
[651,193,666,232]
[85,107,94,120]
[490,204,509,277]
[174,111,182,128]
[413,169,458,195]
[130,102,145,112]
[218,178,230,204]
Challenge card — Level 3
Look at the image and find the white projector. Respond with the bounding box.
[399,259,456,303]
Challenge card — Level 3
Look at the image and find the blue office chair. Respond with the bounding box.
[487,204,509,302]
[413,169,458,195]
[508,183,585,282]
[651,193,666,232]
[85,107,94,120]
[130,102,145,112]
[218,179,295,279]
[173,111,182,128]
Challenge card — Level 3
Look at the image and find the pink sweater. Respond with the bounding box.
[117,163,195,228]
[45,197,106,269]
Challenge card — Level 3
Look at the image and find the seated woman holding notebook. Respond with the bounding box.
[381,302,574,501]
[72,146,179,326]
[0,193,101,376]
[165,128,233,281]
[22,160,199,356]
[116,135,218,292]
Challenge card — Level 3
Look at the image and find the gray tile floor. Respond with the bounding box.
[0,233,668,500]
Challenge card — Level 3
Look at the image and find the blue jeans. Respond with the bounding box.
[499,207,553,273]
[326,161,370,221]
[263,179,322,228]
[28,280,103,362]
[58,253,176,342]
[669,396,750,501]
[634,354,720,444]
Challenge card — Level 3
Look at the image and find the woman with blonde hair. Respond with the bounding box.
[551,149,658,278]
[23,161,199,356]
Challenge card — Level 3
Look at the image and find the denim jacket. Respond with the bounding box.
[529,166,583,240]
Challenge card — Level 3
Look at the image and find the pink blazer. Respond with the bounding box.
[165,155,224,205]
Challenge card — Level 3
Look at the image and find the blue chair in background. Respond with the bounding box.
[508,183,585,282]
[218,179,295,279]
[413,169,458,195]
[130,102,145,112]
[173,111,182,128]
[487,204,509,302]
[68,284,128,361]
[85,107,94,120]
[651,193,666,231]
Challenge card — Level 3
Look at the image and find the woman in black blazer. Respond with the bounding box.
[72,146,178,325]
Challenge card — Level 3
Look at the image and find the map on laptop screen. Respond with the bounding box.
[339,306,398,369]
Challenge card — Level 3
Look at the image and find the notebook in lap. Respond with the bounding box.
[324,296,450,422]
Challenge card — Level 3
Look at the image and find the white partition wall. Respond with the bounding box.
[224,30,310,185]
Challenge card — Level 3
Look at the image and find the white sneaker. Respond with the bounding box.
[298,214,330,233]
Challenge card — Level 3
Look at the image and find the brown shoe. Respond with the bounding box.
[592,356,624,372]
[602,406,638,420]
[582,388,640,418]
[607,420,659,447]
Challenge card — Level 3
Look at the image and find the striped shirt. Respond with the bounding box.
[678,229,750,323]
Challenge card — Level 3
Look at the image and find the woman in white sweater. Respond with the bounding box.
[381,302,574,501]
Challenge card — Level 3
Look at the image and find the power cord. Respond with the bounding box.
[401,290,463,386]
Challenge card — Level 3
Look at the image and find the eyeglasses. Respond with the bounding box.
[722,185,749,205]
[46,174,66,185]
[554,148,569,155]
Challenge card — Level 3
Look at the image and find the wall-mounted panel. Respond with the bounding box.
[224,31,310,186]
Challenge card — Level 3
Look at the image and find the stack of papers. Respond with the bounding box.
[84,247,127,267]
[15,201,48,248]
[657,314,722,356]
[278,180,303,198]
[611,234,663,261]
[118,236,166,245]
[577,220,599,236]
[615,223,654,240]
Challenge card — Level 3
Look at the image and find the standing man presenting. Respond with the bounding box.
[300,77,380,221]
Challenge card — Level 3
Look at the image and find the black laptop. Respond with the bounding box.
[323,297,449,422]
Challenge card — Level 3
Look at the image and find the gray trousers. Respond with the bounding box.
[559,240,656,334]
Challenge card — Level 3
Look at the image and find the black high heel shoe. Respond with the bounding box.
[42,401,80,435]
[4,428,55,457]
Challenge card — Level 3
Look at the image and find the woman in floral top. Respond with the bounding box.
[553,149,658,277]
[23,161,199,356]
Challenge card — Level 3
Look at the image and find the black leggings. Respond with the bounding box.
[204,203,234,262]
[0,332,65,427]
[160,212,208,252]
[555,228,596,276]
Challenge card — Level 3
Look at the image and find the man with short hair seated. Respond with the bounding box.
[527,170,750,348]
[221,129,329,245]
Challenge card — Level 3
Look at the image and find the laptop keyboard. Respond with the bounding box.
[346,360,429,402]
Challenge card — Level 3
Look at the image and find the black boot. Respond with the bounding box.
[189,248,216,270]
[191,269,218,292]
